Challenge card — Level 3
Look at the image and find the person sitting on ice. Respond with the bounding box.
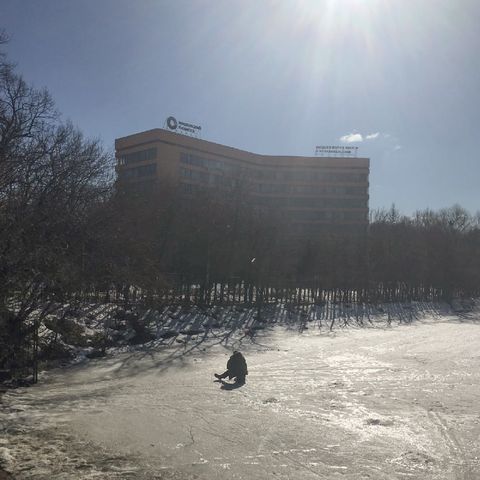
[214,350,248,385]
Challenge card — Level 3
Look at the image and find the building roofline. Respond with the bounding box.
[115,128,370,164]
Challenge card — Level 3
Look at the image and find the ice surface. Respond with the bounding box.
[1,304,480,479]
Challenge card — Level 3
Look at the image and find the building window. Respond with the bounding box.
[179,166,209,183]
[121,163,157,179]
[118,148,157,166]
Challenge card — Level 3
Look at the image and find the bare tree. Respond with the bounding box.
[0,37,113,380]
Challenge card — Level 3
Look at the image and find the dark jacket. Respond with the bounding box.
[227,351,248,378]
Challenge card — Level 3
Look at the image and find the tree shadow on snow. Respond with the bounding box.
[51,300,472,389]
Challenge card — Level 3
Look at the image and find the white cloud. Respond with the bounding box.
[394,145,402,150]
[339,131,381,143]
[340,133,363,143]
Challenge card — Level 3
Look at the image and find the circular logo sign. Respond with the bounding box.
[166,116,178,130]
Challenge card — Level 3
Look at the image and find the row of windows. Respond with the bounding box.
[179,183,367,223]
[291,198,367,209]
[255,183,366,195]
[180,177,367,208]
[180,168,242,188]
[120,163,157,179]
[180,182,208,195]
[282,185,365,196]
[118,148,157,166]
[290,223,368,235]
[180,152,368,183]
[180,167,209,183]
[180,152,206,167]
[263,171,368,183]
[293,210,368,222]
[253,196,368,209]
[180,152,226,171]
[179,184,367,209]
[180,168,367,195]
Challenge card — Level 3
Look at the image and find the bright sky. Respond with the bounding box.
[1,0,479,214]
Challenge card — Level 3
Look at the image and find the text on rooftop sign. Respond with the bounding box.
[166,116,201,135]
[315,145,359,156]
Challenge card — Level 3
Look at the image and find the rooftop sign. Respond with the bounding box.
[315,145,359,157]
[165,116,202,137]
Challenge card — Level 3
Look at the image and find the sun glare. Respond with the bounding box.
[285,2,383,60]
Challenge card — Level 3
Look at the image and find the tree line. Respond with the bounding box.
[1,33,479,380]
[103,187,479,305]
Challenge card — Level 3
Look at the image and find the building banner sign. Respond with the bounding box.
[315,145,359,156]
[166,116,201,136]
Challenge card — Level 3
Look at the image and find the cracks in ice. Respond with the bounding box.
[187,426,195,446]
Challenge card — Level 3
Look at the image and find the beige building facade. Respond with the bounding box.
[115,129,369,236]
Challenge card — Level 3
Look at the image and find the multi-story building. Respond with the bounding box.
[115,129,369,236]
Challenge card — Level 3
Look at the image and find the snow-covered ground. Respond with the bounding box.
[1,302,480,479]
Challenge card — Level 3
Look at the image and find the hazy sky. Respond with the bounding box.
[1,0,479,214]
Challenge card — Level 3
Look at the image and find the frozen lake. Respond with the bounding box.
[1,309,480,479]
